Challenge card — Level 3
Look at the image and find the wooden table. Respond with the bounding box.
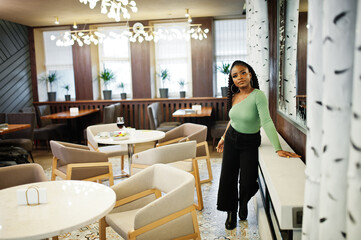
[172,106,212,118]
[41,109,100,143]
[0,124,30,135]
[0,180,115,240]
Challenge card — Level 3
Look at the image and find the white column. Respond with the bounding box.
[346,1,361,239]
[318,0,357,239]
[246,0,270,98]
[301,0,323,239]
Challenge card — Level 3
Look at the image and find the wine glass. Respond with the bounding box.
[116,117,125,129]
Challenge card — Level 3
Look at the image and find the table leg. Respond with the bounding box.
[127,143,134,176]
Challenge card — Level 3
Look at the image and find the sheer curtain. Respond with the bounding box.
[302,0,360,239]
[214,19,247,96]
[154,22,192,98]
[42,30,75,101]
[98,26,132,99]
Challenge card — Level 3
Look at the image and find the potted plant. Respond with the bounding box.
[99,67,115,100]
[63,84,71,101]
[40,71,59,101]
[217,63,231,97]
[178,79,186,98]
[119,82,127,100]
[158,68,170,98]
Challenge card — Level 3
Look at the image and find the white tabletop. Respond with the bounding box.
[0,180,116,240]
[95,129,165,145]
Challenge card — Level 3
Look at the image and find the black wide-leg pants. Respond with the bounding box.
[217,125,261,212]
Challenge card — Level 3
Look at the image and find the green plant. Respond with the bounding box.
[178,79,186,90]
[40,72,59,92]
[119,82,125,93]
[99,67,115,90]
[157,68,170,88]
[217,63,231,86]
[63,84,70,95]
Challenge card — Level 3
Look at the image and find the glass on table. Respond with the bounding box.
[117,117,125,129]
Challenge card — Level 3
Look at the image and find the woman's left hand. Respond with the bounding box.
[277,150,301,158]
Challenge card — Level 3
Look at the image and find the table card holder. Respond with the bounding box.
[192,105,202,114]
[70,107,79,115]
[17,185,47,206]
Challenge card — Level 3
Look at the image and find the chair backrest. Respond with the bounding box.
[5,113,35,140]
[147,102,161,129]
[50,140,107,167]
[113,103,121,123]
[21,106,39,127]
[133,141,197,166]
[181,123,207,142]
[103,105,115,124]
[0,163,47,190]
[35,105,52,127]
[0,113,5,123]
[87,123,119,151]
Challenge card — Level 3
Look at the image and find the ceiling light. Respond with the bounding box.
[73,22,78,29]
[79,0,138,22]
[187,15,192,23]
[185,9,189,17]
[54,17,59,25]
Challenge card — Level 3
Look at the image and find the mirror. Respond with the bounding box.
[277,0,308,132]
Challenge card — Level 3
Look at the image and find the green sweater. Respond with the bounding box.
[229,89,282,151]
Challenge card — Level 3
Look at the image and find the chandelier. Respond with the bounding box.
[50,30,106,47]
[79,0,138,21]
[51,22,209,46]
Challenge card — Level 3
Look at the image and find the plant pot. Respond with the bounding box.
[65,95,71,101]
[103,90,112,100]
[180,91,186,98]
[159,88,168,98]
[221,87,228,97]
[47,92,56,101]
[120,93,127,100]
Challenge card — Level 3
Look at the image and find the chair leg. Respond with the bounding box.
[28,151,35,163]
[191,207,201,240]
[192,159,203,210]
[99,217,107,240]
[121,155,124,171]
[212,137,216,151]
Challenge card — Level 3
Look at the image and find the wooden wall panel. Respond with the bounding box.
[0,19,33,113]
[130,20,152,99]
[72,24,93,100]
[29,27,38,102]
[191,17,213,97]
[297,12,308,95]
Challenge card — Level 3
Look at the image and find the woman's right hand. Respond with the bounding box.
[216,137,225,153]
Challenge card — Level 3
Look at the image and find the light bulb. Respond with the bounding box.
[185,9,189,17]
[73,22,77,29]
[188,16,192,23]
[54,17,59,24]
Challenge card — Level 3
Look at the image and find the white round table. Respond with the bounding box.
[95,130,165,176]
[0,180,116,240]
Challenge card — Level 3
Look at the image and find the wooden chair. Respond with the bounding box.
[147,102,181,132]
[99,164,201,240]
[131,141,204,210]
[156,123,213,184]
[87,123,128,173]
[50,140,114,186]
[0,163,47,190]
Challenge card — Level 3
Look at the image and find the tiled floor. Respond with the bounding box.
[33,141,260,240]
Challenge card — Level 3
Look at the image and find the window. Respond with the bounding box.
[98,26,132,99]
[214,19,247,96]
[154,22,192,98]
[41,30,75,101]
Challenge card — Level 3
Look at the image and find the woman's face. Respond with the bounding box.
[231,64,252,89]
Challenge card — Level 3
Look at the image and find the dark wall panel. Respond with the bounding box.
[0,19,32,113]
[191,17,213,97]
[130,20,152,99]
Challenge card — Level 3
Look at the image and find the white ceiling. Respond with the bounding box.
[0,0,245,27]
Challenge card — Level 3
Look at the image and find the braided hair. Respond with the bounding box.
[226,60,260,113]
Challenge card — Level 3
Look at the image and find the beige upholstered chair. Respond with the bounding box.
[156,123,213,184]
[131,141,204,210]
[87,123,128,173]
[99,164,201,240]
[50,140,114,185]
[0,163,47,190]
[147,102,181,132]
